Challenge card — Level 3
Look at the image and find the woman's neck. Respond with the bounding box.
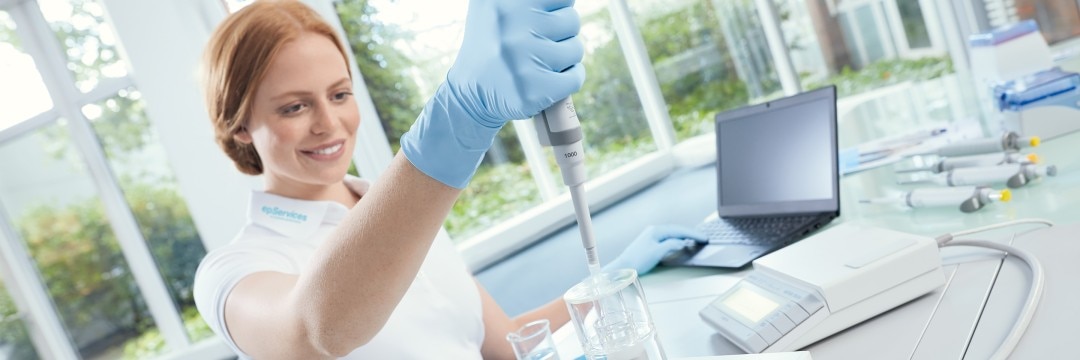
[264,175,360,208]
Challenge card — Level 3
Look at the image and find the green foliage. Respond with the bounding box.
[805,56,954,97]
[636,1,753,140]
[121,328,164,360]
[0,285,38,360]
[39,1,152,161]
[19,201,155,337]
[336,0,424,154]
[181,307,213,341]
[446,162,540,238]
[47,0,123,91]
[0,181,207,358]
[122,308,211,359]
[84,90,154,159]
[0,13,20,49]
[123,182,207,315]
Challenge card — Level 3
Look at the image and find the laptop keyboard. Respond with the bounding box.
[698,215,818,246]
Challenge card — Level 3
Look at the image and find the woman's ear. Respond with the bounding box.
[234,128,253,145]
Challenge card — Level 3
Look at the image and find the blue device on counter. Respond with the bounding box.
[994,67,1080,140]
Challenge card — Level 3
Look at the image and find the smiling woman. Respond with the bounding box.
[191,0,595,357]
[232,32,359,203]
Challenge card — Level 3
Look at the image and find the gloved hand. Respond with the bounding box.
[604,225,708,276]
[400,0,586,189]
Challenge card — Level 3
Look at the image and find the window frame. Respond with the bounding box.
[0,0,990,357]
[0,0,230,358]
[882,0,947,58]
[309,0,822,269]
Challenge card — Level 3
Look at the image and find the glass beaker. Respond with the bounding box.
[506,319,561,360]
[563,269,666,360]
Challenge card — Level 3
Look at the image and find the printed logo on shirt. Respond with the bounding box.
[261,206,308,223]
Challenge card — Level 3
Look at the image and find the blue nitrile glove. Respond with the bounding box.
[400,0,586,189]
[604,225,709,275]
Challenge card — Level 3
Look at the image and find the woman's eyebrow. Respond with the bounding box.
[327,77,351,90]
[268,78,351,102]
[269,90,312,103]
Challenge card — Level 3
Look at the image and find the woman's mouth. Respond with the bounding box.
[300,141,345,160]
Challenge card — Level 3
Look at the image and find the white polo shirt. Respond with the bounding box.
[193,176,485,359]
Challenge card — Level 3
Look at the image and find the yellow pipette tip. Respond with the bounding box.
[1029,136,1041,147]
[999,189,1012,202]
[1026,153,1040,164]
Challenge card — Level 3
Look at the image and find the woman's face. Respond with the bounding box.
[238,32,359,192]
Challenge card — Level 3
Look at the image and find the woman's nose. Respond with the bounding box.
[310,102,335,134]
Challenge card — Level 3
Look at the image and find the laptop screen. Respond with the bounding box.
[715,86,838,217]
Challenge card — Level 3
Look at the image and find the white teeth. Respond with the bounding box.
[311,143,342,155]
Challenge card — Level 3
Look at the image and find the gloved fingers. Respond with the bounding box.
[645,225,709,242]
[658,238,695,253]
[531,6,581,42]
[531,0,576,12]
[534,63,585,104]
[532,36,585,73]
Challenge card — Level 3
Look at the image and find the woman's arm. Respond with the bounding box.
[224,153,461,358]
[477,279,570,360]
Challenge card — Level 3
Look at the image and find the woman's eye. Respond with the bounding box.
[281,103,306,115]
[333,91,353,101]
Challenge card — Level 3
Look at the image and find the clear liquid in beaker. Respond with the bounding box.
[565,269,666,360]
[525,348,558,360]
[592,327,664,360]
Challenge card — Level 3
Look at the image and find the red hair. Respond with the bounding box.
[202,0,351,175]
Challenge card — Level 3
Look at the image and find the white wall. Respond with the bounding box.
[99,0,260,251]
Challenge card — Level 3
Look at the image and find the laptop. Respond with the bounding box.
[663,85,840,268]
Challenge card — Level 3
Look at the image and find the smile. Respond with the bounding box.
[310,143,342,155]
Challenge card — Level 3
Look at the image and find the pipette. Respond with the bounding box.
[919,131,1040,157]
[896,152,1040,174]
[860,186,1011,213]
[533,98,601,277]
[899,163,1058,188]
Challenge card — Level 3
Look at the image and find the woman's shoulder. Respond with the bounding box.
[197,225,309,275]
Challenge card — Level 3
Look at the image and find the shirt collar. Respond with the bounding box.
[247,175,370,238]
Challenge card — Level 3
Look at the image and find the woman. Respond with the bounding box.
[193,0,705,358]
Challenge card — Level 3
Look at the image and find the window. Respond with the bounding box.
[333,0,657,240]
[776,0,953,98]
[1014,0,1080,44]
[629,0,782,142]
[0,0,212,358]
[37,0,128,93]
[0,280,39,360]
[0,11,51,131]
[896,0,932,49]
[0,121,163,360]
[80,88,213,344]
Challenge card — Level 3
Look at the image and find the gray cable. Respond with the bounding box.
[936,218,1054,360]
[942,240,1043,360]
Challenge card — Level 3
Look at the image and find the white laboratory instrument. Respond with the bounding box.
[699,223,945,353]
[896,152,1038,174]
[969,20,1054,87]
[900,163,1057,188]
[860,186,1011,213]
[925,131,1040,157]
[534,97,600,275]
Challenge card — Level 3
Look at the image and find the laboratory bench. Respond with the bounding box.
[479,74,1080,359]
